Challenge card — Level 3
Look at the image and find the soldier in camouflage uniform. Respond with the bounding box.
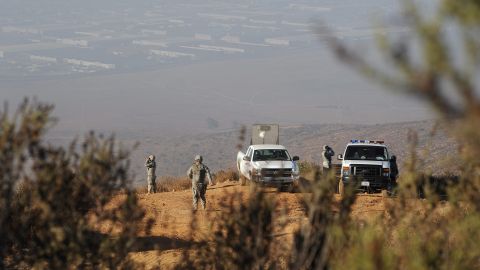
[187,155,214,210]
[145,155,156,194]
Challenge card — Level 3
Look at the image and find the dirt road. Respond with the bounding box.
[119,181,387,269]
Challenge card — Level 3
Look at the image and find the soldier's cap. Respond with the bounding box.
[149,155,155,160]
[194,155,203,161]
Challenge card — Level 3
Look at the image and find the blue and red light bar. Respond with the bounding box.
[350,140,384,144]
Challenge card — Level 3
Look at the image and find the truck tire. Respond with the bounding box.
[240,175,247,186]
[338,180,345,198]
[386,181,395,197]
[278,185,292,192]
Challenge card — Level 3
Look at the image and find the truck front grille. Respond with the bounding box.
[352,165,382,181]
[262,169,292,178]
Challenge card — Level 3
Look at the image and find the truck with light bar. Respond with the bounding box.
[337,140,395,195]
[236,124,300,191]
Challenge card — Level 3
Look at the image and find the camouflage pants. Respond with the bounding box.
[147,175,156,194]
[192,182,207,210]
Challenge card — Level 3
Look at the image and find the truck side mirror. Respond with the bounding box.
[292,156,299,161]
[243,156,250,161]
[337,154,343,160]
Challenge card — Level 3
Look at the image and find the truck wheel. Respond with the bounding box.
[240,175,247,186]
[338,180,345,198]
[386,182,395,197]
[277,185,290,192]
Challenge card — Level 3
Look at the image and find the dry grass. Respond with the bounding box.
[134,168,238,194]
[135,176,192,194]
[214,168,238,183]
[135,169,239,194]
[156,176,192,193]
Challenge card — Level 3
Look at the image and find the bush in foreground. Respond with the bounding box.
[0,100,145,269]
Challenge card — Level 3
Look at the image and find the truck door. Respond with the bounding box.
[241,147,253,178]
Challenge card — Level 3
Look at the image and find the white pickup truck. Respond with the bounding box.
[237,144,300,191]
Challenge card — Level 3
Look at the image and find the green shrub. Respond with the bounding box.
[0,99,146,269]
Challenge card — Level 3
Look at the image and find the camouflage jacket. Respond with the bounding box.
[187,163,213,186]
[145,159,156,176]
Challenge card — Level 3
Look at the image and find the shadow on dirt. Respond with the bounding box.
[74,231,196,253]
[208,184,236,190]
[416,174,460,200]
[131,236,194,252]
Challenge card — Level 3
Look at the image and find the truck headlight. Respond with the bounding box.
[342,166,350,176]
[383,168,390,177]
[252,168,262,176]
[292,170,300,180]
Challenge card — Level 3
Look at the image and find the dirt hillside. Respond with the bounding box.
[116,181,387,269]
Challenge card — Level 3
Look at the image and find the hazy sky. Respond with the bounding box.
[0,0,435,138]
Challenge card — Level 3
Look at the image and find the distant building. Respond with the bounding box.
[150,50,195,58]
[288,4,332,12]
[265,38,290,46]
[249,19,276,25]
[181,45,244,53]
[132,40,168,47]
[2,26,42,34]
[197,13,247,21]
[30,55,57,63]
[241,24,279,31]
[75,31,101,38]
[221,35,240,43]
[56,38,88,47]
[63,58,115,69]
[168,19,185,24]
[281,20,310,27]
[141,29,167,36]
[194,33,212,41]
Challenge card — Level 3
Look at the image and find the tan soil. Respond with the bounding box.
[108,181,389,269]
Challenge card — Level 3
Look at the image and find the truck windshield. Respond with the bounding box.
[344,146,388,161]
[253,149,291,161]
